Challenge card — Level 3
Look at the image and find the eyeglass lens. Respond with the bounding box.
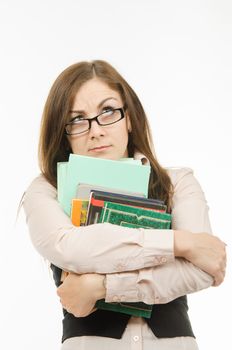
[66,109,123,135]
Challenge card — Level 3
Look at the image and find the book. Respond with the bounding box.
[71,199,88,226]
[86,190,167,226]
[85,190,172,318]
[96,300,153,318]
[98,202,171,229]
[76,183,145,201]
[71,184,147,226]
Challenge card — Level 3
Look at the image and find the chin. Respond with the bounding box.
[96,153,121,161]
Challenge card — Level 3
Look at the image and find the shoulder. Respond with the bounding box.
[165,166,194,187]
[164,166,206,202]
[24,174,57,199]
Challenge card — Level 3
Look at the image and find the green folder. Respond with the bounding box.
[57,154,151,216]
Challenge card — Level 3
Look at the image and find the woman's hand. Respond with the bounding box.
[174,230,227,286]
[57,272,106,317]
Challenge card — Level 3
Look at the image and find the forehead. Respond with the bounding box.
[72,78,122,110]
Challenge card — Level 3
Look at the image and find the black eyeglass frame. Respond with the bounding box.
[64,107,126,135]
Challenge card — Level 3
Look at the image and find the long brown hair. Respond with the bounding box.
[39,60,174,212]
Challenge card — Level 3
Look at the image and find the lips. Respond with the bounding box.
[89,145,111,151]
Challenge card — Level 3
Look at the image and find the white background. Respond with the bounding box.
[0,0,231,349]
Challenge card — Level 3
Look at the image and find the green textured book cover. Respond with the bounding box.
[100,202,171,229]
[96,300,153,318]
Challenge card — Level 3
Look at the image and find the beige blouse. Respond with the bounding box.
[23,156,213,306]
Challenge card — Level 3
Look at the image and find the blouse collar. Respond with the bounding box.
[133,150,150,166]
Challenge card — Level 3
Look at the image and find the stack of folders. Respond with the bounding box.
[57,154,172,318]
[57,154,151,216]
[70,185,172,318]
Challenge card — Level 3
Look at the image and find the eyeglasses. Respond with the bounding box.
[65,107,125,135]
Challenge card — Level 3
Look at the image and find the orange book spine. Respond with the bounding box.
[71,199,82,226]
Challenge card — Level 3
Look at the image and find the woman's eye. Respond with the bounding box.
[72,116,85,123]
[102,106,114,112]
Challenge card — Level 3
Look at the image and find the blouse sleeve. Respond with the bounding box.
[23,175,174,274]
[104,167,214,304]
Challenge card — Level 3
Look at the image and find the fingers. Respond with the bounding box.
[56,285,63,297]
[211,243,227,287]
[211,240,227,285]
[212,268,226,286]
[66,307,97,317]
[89,307,97,314]
[58,298,97,317]
[212,266,226,286]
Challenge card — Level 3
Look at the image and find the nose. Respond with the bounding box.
[88,119,106,138]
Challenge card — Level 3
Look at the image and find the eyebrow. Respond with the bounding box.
[70,97,118,114]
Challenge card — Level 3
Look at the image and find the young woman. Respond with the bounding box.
[23,60,226,350]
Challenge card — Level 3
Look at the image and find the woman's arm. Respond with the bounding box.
[103,167,226,303]
[23,175,174,273]
[57,232,225,316]
[57,168,226,315]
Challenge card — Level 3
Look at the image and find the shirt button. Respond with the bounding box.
[133,335,139,342]
[112,295,119,302]
[120,295,126,302]
[161,257,167,263]
[154,257,159,264]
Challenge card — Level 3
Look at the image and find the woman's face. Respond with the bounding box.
[67,78,131,160]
